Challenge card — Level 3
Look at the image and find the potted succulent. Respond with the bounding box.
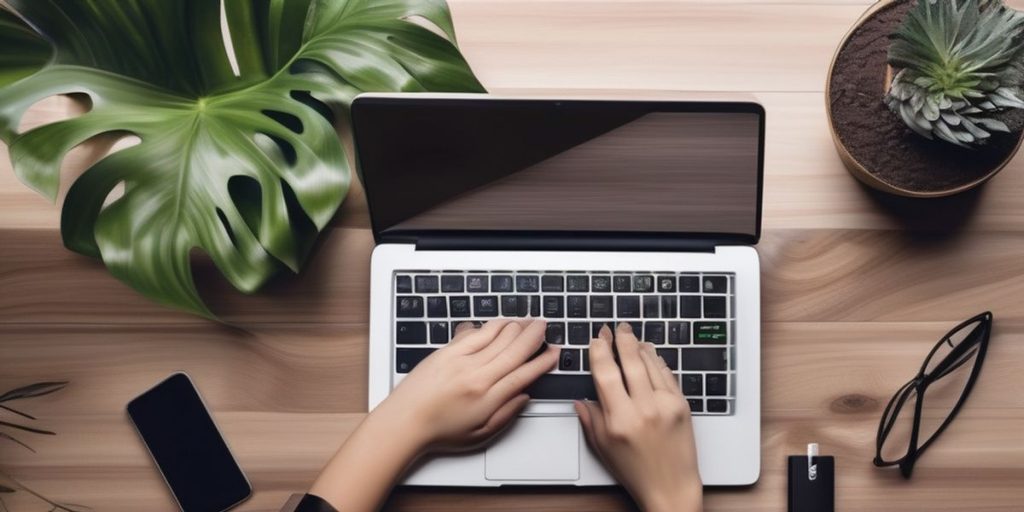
[827,0,1024,197]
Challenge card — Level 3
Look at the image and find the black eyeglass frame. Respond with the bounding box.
[873,311,994,479]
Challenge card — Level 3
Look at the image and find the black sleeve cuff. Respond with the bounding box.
[293,493,339,512]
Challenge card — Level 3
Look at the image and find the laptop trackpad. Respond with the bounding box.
[485,416,580,481]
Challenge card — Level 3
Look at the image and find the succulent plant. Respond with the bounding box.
[885,0,1024,147]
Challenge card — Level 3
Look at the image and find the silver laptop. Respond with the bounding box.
[356,94,763,486]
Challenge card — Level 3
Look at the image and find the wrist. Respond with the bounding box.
[363,403,431,460]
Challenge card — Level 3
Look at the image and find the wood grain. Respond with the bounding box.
[2,0,1024,511]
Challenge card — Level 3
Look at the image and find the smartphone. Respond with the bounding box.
[127,373,251,512]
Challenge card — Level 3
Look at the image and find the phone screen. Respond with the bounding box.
[127,373,251,512]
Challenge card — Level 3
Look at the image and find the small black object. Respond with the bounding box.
[516,274,540,292]
[440,275,464,292]
[527,374,597,400]
[591,275,611,292]
[617,296,640,318]
[566,275,589,292]
[541,275,564,292]
[567,296,587,318]
[543,296,565,318]
[788,444,835,512]
[703,296,727,318]
[473,296,499,317]
[491,275,513,292]
[612,275,631,292]
[632,275,654,292]
[590,296,613,317]
[414,275,439,293]
[568,322,590,345]
[396,322,427,343]
[396,296,424,317]
[466,275,488,292]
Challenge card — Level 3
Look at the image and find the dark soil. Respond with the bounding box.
[829,0,1024,193]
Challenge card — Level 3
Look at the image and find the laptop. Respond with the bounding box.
[355,94,763,487]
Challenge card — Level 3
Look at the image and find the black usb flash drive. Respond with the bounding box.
[787,443,835,512]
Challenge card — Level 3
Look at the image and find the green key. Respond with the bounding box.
[694,322,728,343]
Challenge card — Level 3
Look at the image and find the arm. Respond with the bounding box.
[307,319,558,512]
[575,323,703,512]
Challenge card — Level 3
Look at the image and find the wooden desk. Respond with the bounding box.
[2,1,1023,510]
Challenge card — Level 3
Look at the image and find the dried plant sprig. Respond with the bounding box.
[885,0,1024,147]
[0,381,67,451]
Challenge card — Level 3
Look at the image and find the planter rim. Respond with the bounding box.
[825,0,1024,198]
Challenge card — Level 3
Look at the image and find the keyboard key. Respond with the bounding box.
[396,348,436,373]
[590,295,613,317]
[693,322,728,343]
[582,348,591,372]
[516,275,539,292]
[643,295,660,318]
[568,322,590,345]
[396,322,427,343]
[501,296,519,317]
[656,348,679,370]
[592,275,611,292]
[530,295,541,317]
[657,275,676,293]
[543,296,564,318]
[680,295,701,318]
[567,275,589,292]
[617,296,640,318]
[627,321,643,339]
[541,275,564,292]
[681,348,727,371]
[613,275,632,292]
[567,296,587,318]
[527,374,597,400]
[687,398,705,413]
[474,296,499,317]
[395,275,412,293]
[668,321,690,344]
[491,275,513,292]
[682,374,703,396]
[546,323,566,344]
[703,275,729,294]
[415,275,439,293]
[679,275,700,293]
[707,399,729,413]
[426,296,447,317]
[661,295,677,318]
[703,296,727,318]
[429,322,450,344]
[706,374,728,396]
[396,296,424,317]
[441,275,464,292]
[467,274,488,293]
[644,321,666,344]
[632,275,654,292]
[560,349,581,371]
[449,296,471,318]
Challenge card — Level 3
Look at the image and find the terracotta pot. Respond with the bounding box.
[825,0,1024,198]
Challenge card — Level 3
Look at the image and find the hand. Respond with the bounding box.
[310,319,559,512]
[378,318,559,451]
[575,323,702,512]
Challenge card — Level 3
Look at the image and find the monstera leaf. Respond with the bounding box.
[0,0,485,318]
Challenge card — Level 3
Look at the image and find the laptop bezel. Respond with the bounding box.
[351,94,766,250]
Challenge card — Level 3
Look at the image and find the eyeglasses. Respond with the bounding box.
[873,311,993,479]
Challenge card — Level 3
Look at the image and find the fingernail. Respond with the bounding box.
[617,322,632,332]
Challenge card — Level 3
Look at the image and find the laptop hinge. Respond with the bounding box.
[393,232,723,253]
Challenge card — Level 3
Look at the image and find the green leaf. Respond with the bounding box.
[0,0,485,318]
[0,8,51,88]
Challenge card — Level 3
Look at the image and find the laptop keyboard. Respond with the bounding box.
[392,271,736,415]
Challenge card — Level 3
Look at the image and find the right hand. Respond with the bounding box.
[575,323,703,512]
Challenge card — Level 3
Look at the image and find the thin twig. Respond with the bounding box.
[0,404,36,420]
[0,420,55,436]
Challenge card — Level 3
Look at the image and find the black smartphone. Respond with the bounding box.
[127,373,251,512]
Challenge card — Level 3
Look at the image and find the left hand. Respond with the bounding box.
[310,319,559,512]
[379,318,559,452]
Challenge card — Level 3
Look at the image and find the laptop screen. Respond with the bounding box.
[352,97,764,244]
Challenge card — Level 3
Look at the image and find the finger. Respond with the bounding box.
[476,319,529,364]
[483,319,548,378]
[488,342,559,404]
[614,322,654,402]
[639,342,671,392]
[589,327,630,414]
[453,321,478,337]
[473,393,530,440]
[450,319,511,354]
[576,400,608,455]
